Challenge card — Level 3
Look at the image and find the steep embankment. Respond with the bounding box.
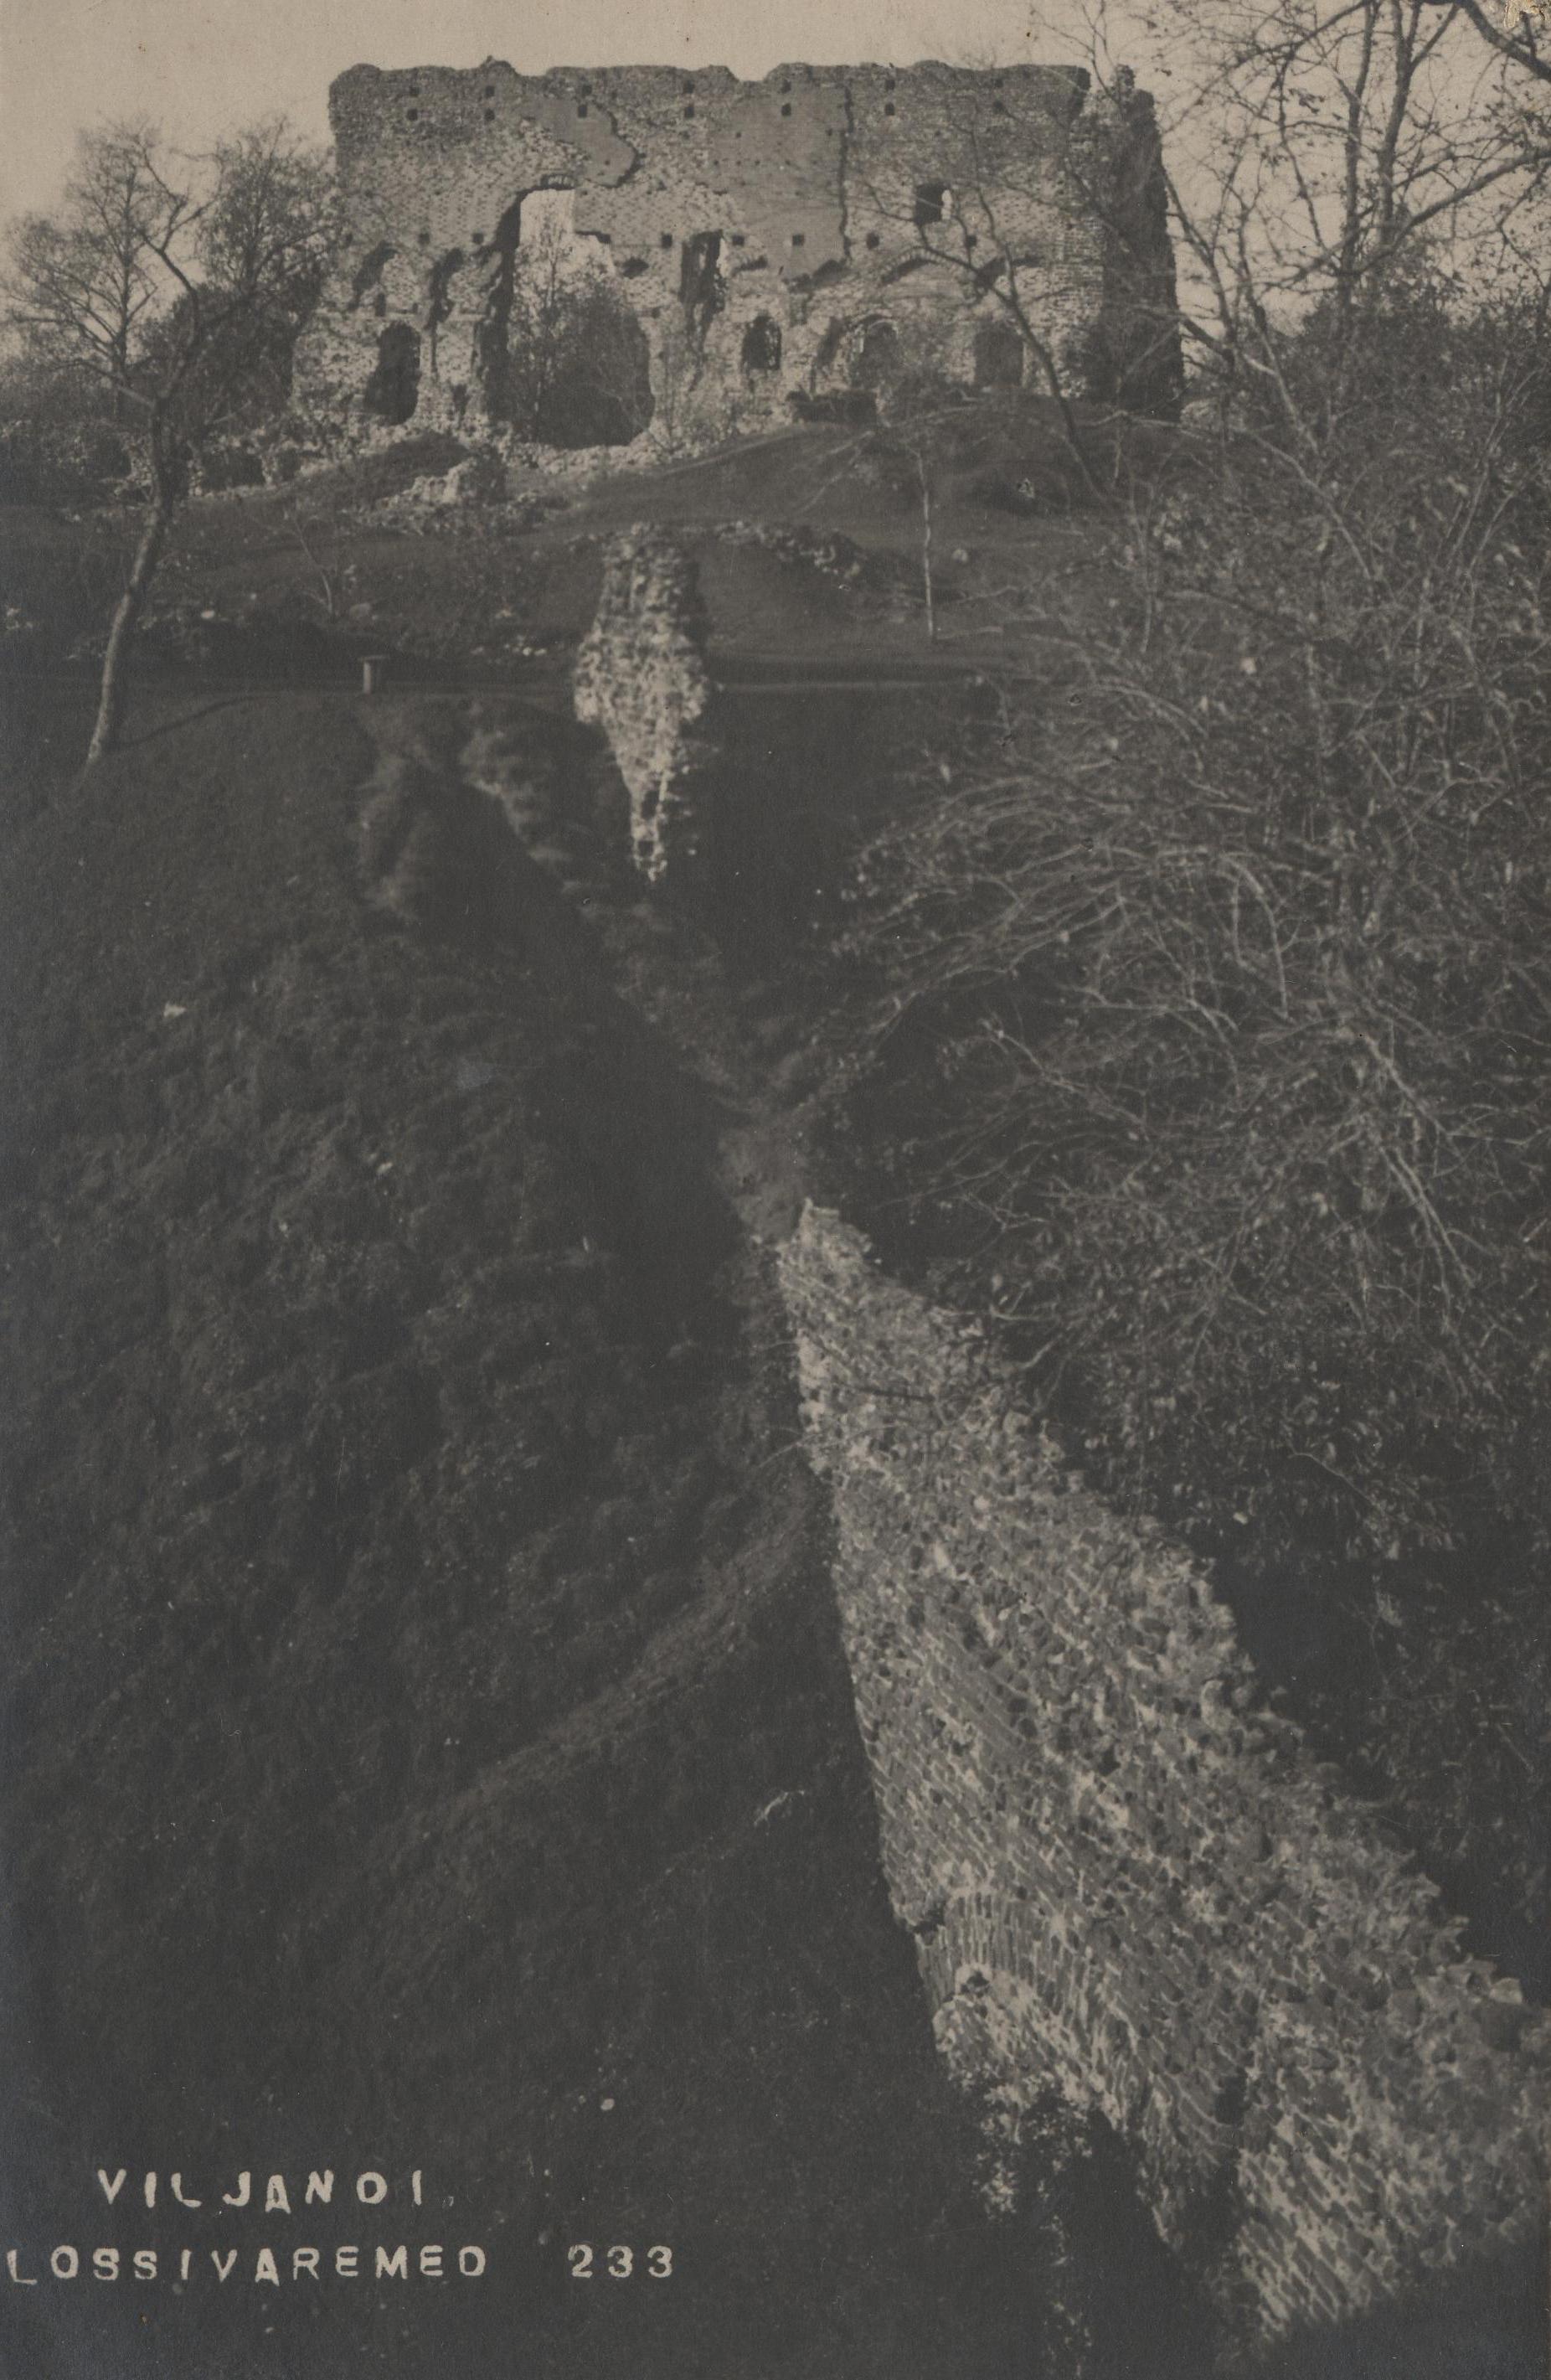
[555,529,1550,2372]
[0,689,1197,2380]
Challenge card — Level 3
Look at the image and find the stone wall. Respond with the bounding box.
[777,1205,1548,2346]
[296,59,1179,444]
[572,528,713,880]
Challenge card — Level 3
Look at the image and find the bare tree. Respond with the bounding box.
[1054,0,1551,421]
[837,12,1551,1939]
[843,65,1181,496]
[4,121,171,423]
[3,117,333,763]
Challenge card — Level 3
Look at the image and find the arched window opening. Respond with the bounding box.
[974,318,1025,390]
[363,323,421,424]
[853,318,903,390]
[473,188,653,448]
[741,314,783,375]
[680,231,724,343]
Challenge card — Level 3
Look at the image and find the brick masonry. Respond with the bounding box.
[296,58,1179,444]
[777,1205,1549,2343]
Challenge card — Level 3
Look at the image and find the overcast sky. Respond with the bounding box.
[0,0,1162,222]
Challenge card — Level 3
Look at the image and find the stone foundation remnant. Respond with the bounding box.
[572,529,713,880]
[296,59,1181,446]
[778,1205,1549,2347]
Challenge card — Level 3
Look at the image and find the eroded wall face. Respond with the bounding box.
[777,1207,1548,2344]
[297,60,1174,438]
[572,529,712,880]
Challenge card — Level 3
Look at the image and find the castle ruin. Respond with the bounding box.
[297,59,1180,447]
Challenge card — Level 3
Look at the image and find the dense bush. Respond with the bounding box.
[838,288,1551,1952]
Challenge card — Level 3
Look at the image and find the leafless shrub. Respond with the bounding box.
[840,284,1551,1939]
[847,288,1551,1564]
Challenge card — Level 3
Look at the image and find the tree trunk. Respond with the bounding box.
[87,478,176,767]
[917,453,936,643]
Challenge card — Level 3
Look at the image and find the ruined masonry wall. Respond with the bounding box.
[297,59,1176,438]
[572,530,713,881]
[777,1206,1548,2344]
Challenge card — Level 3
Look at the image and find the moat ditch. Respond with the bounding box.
[0,684,1209,2379]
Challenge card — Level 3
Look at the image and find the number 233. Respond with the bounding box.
[569,2243,672,2279]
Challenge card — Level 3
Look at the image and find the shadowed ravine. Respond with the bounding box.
[0,691,1202,2380]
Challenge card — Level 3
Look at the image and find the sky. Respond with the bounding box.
[0,0,1152,223]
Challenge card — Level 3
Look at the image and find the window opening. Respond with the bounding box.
[741,314,782,374]
[363,322,421,424]
[974,318,1025,390]
[853,318,903,390]
[679,230,724,343]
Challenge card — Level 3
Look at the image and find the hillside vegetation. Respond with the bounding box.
[0,329,1545,2372]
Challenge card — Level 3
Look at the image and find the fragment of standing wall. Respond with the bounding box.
[572,529,713,881]
[296,58,1183,441]
[777,1205,1550,2349]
